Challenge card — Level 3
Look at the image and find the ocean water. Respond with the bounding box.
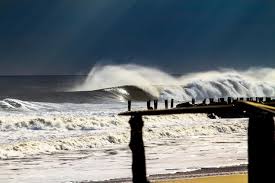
[2,65,275,183]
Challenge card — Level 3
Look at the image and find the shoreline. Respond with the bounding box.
[155,174,247,183]
[82,165,247,183]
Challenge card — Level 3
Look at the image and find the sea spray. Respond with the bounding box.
[73,64,275,101]
[0,111,247,159]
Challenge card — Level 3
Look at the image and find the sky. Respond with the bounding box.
[0,0,275,75]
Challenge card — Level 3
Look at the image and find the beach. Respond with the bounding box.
[156,174,247,183]
[0,75,249,183]
[83,165,247,183]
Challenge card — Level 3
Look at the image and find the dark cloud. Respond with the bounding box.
[0,0,274,74]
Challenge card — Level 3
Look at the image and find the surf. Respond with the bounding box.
[73,64,275,101]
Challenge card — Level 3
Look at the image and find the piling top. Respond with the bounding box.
[119,104,235,116]
[119,101,275,116]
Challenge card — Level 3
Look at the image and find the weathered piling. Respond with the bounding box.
[192,98,195,105]
[128,100,131,111]
[154,100,158,110]
[209,98,214,104]
[129,114,149,183]
[248,113,275,183]
[227,97,232,104]
[266,97,271,102]
[171,99,174,108]
[165,100,168,109]
[147,100,152,110]
[202,99,206,105]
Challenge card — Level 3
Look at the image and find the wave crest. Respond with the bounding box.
[0,114,247,159]
[73,65,275,101]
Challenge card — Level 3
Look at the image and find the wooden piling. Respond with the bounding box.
[248,113,275,183]
[192,98,195,105]
[219,98,225,103]
[128,100,131,111]
[171,99,174,108]
[209,98,214,104]
[154,100,158,110]
[165,100,168,109]
[128,114,148,183]
[266,97,271,102]
[228,97,232,104]
[147,100,152,110]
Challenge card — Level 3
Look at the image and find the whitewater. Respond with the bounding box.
[1,64,275,182]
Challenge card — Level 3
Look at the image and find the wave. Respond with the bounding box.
[0,98,53,111]
[2,65,275,103]
[0,85,155,104]
[0,114,247,159]
[73,64,275,101]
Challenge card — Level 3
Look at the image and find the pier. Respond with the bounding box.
[119,97,275,183]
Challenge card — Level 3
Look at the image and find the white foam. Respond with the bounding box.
[73,64,275,100]
[0,100,248,182]
[0,102,248,159]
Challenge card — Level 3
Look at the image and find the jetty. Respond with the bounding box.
[118,97,275,183]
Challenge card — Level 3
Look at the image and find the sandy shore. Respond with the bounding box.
[83,165,247,183]
[155,174,247,183]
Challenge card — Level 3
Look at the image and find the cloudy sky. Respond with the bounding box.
[0,0,275,75]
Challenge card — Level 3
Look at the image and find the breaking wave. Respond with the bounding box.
[0,112,247,159]
[74,64,275,101]
[0,98,55,111]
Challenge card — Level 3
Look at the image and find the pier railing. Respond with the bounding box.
[119,97,275,183]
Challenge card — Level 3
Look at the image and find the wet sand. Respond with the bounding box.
[155,174,247,183]
[84,165,247,183]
